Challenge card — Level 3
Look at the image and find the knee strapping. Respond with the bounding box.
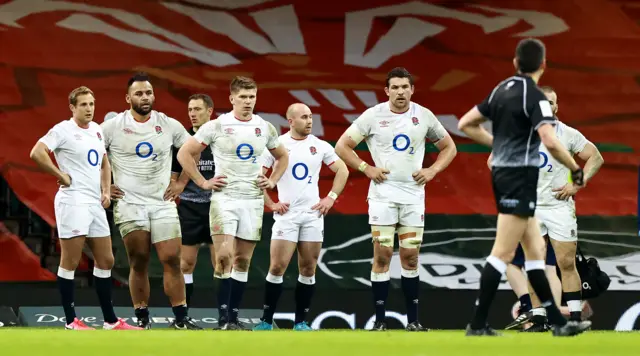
[398,226,423,249]
[371,226,396,248]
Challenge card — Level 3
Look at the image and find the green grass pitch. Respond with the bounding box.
[1,329,639,356]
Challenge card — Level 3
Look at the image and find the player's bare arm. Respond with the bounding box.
[259,144,288,190]
[413,134,457,185]
[100,154,112,208]
[335,133,389,184]
[29,141,72,187]
[177,137,227,191]
[458,107,493,147]
[553,142,604,200]
[311,159,349,216]
[537,123,584,186]
[261,166,289,214]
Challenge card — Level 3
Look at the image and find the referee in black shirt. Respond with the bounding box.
[172,94,220,311]
[458,38,590,337]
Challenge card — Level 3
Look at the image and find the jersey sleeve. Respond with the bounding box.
[100,119,114,149]
[566,125,589,154]
[260,149,275,169]
[528,90,556,130]
[38,124,65,152]
[170,118,190,148]
[266,122,280,150]
[321,141,339,166]
[423,108,447,143]
[350,108,374,137]
[476,94,491,118]
[193,121,217,146]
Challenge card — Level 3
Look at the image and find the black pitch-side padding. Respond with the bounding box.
[0,306,20,327]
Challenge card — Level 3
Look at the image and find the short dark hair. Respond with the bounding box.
[189,93,214,108]
[515,38,546,74]
[127,72,151,91]
[230,76,257,94]
[386,67,413,87]
[539,85,555,94]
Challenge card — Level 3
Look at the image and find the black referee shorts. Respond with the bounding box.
[178,200,211,246]
[491,166,538,217]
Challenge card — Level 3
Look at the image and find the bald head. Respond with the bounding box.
[286,102,313,138]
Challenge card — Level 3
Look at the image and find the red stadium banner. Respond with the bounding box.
[0,0,638,224]
[0,223,56,281]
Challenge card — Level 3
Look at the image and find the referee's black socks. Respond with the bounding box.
[469,256,505,329]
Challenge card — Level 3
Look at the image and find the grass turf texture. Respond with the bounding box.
[1,329,638,356]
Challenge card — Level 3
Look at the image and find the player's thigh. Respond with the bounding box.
[297,241,322,271]
[86,236,114,269]
[492,213,529,261]
[122,229,152,268]
[269,239,298,273]
[154,237,182,267]
[549,237,577,269]
[58,236,87,269]
[519,217,546,261]
[368,200,399,227]
[181,244,200,272]
[235,198,264,243]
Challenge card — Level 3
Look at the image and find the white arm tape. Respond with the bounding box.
[345,125,365,145]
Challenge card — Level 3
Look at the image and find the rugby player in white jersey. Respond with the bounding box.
[101,73,200,330]
[252,103,349,331]
[502,86,603,331]
[335,68,457,331]
[30,86,140,330]
[177,76,289,330]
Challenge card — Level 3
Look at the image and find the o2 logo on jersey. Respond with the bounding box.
[87,149,100,167]
[538,152,552,172]
[292,163,312,184]
[236,143,257,163]
[392,134,415,155]
[136,142,158,161]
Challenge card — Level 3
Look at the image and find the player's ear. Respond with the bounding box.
[384,87,390,97]
[125,94,131,104]
[229,94,234,105]
[68,103,75,113]
[410,85,415,94]
[512,57,518,71]
[207,107,214,116]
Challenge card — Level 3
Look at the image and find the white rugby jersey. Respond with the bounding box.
[537,120,589,209]
[193,112,280,199]
[38,119,106,205]
[349,102,447,205]
[261,132,338,211]
[101,110,190,205]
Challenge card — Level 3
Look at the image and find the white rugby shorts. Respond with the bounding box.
[367,199,425,227]
[209,194,264,242]
[271,209,324,243]
[535,205,578,242]
[113,200,181,244]
[54,200,110,239]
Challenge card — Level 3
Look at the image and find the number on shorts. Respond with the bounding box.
[236,143,254,161]
[393,134,410,152]
[136,142,154,159]
[538,151,553,172]
[292,162,309,181]
[87,149,99,166]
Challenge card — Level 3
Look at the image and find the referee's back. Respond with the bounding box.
[477,75,555,168]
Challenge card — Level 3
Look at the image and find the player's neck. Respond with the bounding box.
[388,101,410,114]
[71,117,90,129]
[130,109,151,123]
[233,110,252,121]
[517,71,542,84]
[289,130,308,140]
